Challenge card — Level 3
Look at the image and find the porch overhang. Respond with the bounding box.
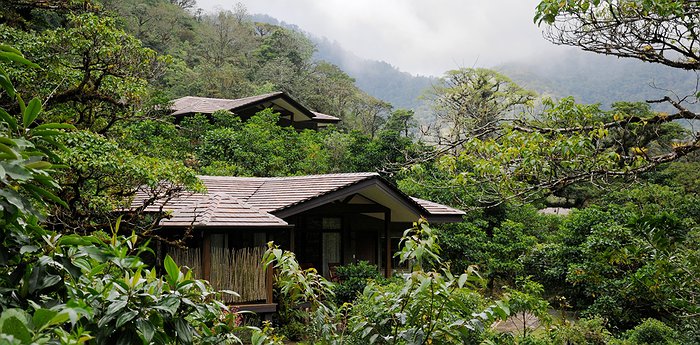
[271,176,464,223]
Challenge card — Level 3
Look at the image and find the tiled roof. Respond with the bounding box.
[311,111,341,122]
[133,173,465,228]
[170,92,283,116]
[170,93,341,123]
[410,197,466,216]
[159,193,288,227]
[198,173,376,212]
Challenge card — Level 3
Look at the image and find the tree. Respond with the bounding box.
[535,0,700,71]
[523,0,700,191]
[428,68,535,147]
[348,94,392,138]
[0,45,247,345]
[52,130,202,234]
[1,13,168,134]
[198,9,256,67]
[403,2,700,206]
[304,61,359,119]
[170,0,197,10]
[384,109,417,138]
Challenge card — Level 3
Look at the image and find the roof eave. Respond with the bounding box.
[158,223,293,229]
[271,175,434,220]
[424,214,466,224]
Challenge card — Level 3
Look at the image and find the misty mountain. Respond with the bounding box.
[496,49,699,112]
[251,14,698,115]
[251,14,435,110]
[312,38,435,110]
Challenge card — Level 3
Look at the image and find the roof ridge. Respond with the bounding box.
[198,192,223,225]
[269,174,380,212]
[236,197,287,224]
[197,172,379,180]
[243,181,266,204]
[174,92,283,103]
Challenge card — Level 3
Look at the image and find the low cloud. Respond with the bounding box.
[197,0,567,76]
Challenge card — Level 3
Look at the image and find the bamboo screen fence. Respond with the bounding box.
[210,246,267,303]
[167,246,267,303]
[167,246,202,278]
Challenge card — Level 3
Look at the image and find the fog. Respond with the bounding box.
[195,0,570,76]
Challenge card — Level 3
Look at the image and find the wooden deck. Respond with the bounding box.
[235,303,278,314]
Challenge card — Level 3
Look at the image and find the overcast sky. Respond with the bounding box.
[195,0,569,76]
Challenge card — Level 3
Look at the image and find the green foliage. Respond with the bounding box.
[332,261,383,304]
[397,218,443,271]
[53,130,201,232]
[1,13,167,134]
[51,231,243,344]
[121,106,426,177]
[519,185,700,334]
[0,46,254,345]
[504,279,552,338]
[262,242,339,342]
[349,272,505,345]
[346,219,509,344]
[624,318,680,345]
[0,47,74,308]
[428,67,535,145]
[262,220,510,344]
[197,109,306,176]
[545,317,615,345]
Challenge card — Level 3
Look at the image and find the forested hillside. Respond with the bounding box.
[251,13,435,110]
[497,49,700,110]
[255,12,700,115]
[1,0,700,344]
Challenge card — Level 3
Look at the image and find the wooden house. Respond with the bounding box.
[169,92,341,130]
[134,173,464,312]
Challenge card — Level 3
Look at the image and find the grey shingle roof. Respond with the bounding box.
[170,92,284,116]
[159,193,289,227]
[311,111,341,123]
[133,173,464,228]
[198,173,376,212]
[410,197,466,216]
[170,93,341,123]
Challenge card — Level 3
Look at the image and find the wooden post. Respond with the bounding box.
[290,226,296,252]
[202,233,211,281]
[265,262,274,304]
[342,215,349,264]
[385,211,392,278]
[376,224,381,273]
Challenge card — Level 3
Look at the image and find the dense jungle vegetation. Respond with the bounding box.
[1,0,700,344]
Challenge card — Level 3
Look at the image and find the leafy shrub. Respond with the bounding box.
[624,318,679,345]
[547,317,615,345]
[0,48,254,344]
[264,219,511,344]
[333,261,383,304]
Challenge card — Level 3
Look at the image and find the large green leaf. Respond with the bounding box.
[32,309,58,330]
[23,98,42,128]
[164,255,180,287]
[0,73,15,98]
[0,107,18,132]
[24,161,52,170]
[32,123,76,131]
[23,184,68,208]
[0,51,39,68]
[173,318,193,343]
[115,310,138,328]
[0,310,32,344]
[1,316,32,343]
[0,45,22,55]
[136,319,155,343]
[0,142,19,159]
